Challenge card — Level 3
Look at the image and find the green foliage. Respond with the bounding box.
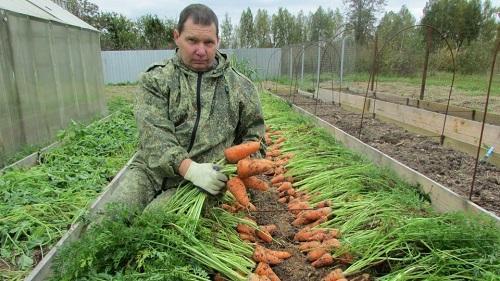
[0,98,137,280]
[239,8,255,48]
[136,14,175,49]
[254,9,272,48]
[421,0,485,50]
[271,8,295,47]
[97,12,139,50]
[220,13,233,49]
[229,55,257,80]
[344,0,387,44]
[310,6,343,41]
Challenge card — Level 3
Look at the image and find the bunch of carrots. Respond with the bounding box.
[265,127,356,280]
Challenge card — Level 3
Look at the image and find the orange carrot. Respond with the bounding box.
[253,245,284,265]
[214,273,227,281]
[239,233,257,242]
[321,238,341,250]
[316,200,331,208]
[256,228,273,243]
[273,166,285,175]
[321,268,345,281]
[249,273,272,281]
[221,203,237,213]
[274,137,286,144]
[269,130,283,136]
[307,248,327,262]
[299,241,321,251]
[237,223,255,235]
[243,176,270,191]
[271,174,285,184]
[312,253,334,268]
[325,229,341,239]
[294,229,326,242]
[266,248,292,259]
[227,177,250,207]
[279,189,296,198]
[304,215,328,229]
[265,136,273,146]
[277,197,288,203]
[337,253,354,264]
[237,158,274,178]
[266,150,281,158]
[277,182,293,192]
[261,224,278,235]
[224,141,261,163]
[248,202,257,211]
[255,262,281,281]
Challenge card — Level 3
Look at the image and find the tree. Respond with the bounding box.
[310,6,343,41]
[66,0,99,26]
[254,9,272,47]
[97,12,139,50]
[377,5,416,42]
[271,7,294,47]
[220,13,233,49]
[420,0,483,51]
[239,8,255,48]
[344,0,386,44]
[137,15,174,49]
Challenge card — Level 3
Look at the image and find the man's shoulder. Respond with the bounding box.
[226,67,255,88]
[140,59,177,84]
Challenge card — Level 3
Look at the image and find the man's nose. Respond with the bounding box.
[194,44,207,56]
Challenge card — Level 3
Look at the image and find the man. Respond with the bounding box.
[108,4,265,212]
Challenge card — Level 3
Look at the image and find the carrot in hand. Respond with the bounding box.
[227,177,250,207]
[225,141,261,163]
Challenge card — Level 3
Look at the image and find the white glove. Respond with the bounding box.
[183,162,228,195]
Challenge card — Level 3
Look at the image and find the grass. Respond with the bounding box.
[273,71,500,97]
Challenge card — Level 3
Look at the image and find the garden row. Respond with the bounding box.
[0,98,138,280]
[46,92,499,280]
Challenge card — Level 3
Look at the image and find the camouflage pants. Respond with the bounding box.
[105,162,180,214]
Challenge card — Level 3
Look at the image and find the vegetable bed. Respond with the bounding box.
[46,92,499,281]
[0,98,138,280]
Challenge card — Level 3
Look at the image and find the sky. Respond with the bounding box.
[90,0,429,25]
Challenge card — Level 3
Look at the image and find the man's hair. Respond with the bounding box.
[177,4,219,37]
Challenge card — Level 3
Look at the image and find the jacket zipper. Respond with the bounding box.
[187,72,202,153]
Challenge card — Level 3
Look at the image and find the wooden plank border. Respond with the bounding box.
[270,92,499,224]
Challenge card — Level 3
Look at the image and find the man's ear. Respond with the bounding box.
[173,29,180,42]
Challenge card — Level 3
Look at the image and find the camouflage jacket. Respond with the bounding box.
[134,51,265,184]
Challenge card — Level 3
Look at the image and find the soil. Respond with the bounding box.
[322,81,500,114]
[270,91,500,216]
[249,189,343,281]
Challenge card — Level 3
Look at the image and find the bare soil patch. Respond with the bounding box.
[272,91,499,216]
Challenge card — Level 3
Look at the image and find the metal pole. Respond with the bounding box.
[316,41,321,98]
[370,33,378,92]
[301,44,304,82]
[420,27,432,100]
[340,36,345,91]
[289,47,293,80]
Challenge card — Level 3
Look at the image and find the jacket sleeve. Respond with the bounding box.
[134,70,189,178]
[236,78,267,156]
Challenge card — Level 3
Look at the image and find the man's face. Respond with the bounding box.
[174,17,219,72]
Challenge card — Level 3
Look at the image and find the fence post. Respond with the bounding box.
[316,40,321,98]
[370,33,378,92]
[420,26,432,100]
[301,44,304,82]
[340,37,346,91]
[289,46,293,80]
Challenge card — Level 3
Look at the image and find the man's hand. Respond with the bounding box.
[181,161,228,195]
